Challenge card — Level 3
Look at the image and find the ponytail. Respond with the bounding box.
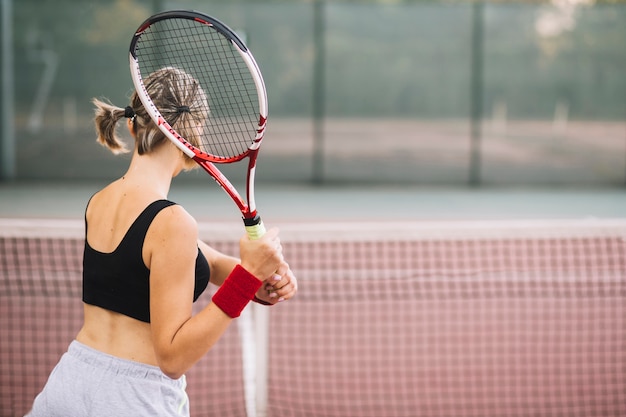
[92,98,130,154]
[91,67,207,167]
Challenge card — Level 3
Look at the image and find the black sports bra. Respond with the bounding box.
[82,199,210,323]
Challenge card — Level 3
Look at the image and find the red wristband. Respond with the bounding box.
[212,265,263,318]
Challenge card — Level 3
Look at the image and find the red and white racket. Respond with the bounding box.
[129,10,268,239]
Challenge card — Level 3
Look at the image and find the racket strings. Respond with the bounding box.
[134,17,260,160]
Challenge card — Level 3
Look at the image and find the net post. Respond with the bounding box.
[238,306,257,417]
[238,302,271,417]
[254,302,270,417]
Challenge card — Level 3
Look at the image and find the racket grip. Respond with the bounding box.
[244,215,266,240]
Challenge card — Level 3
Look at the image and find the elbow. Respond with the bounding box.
[156,355,188,380]
[163,369,185,380]
[159,363,186,380]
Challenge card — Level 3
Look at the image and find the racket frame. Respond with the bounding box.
[129,10,268,236]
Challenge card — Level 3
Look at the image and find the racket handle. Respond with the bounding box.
[244,215,266,240]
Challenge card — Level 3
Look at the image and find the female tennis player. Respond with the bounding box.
[25,68,297,417]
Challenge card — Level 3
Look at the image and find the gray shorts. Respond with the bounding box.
[26,340,189,417]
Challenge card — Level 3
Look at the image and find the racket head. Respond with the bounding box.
[129,10,268,164]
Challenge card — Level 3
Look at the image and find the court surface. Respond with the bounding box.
[0,181,624,223]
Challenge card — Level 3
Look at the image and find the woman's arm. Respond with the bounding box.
[146,206,283,379]
[198,239,238,287]
[199,237,298,304]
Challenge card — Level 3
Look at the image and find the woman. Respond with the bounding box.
[26,67,297,416]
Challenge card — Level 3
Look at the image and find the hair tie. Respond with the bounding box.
[176,105,191,114]
[124,106,136,121]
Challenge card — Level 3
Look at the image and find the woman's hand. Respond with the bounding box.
[255,263,298,304]
[239,227,284,281]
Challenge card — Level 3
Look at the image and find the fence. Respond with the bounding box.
[1,1,625,185]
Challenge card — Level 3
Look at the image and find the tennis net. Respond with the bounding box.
[1,219,625,417]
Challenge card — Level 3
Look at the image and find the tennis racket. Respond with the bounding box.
[129,10,268,239]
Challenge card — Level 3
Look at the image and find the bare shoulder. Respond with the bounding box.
[146,204,198,254]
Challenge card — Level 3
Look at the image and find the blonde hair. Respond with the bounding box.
[93,67,208,170]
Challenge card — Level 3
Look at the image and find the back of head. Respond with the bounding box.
[93,67,208,169]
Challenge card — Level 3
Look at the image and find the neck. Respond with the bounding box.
[122,145,182,198]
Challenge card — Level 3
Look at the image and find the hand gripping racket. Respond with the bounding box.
[129,10,268,239]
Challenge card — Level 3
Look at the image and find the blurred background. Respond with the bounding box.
[1,0,625,188]
[2,2,626,417]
